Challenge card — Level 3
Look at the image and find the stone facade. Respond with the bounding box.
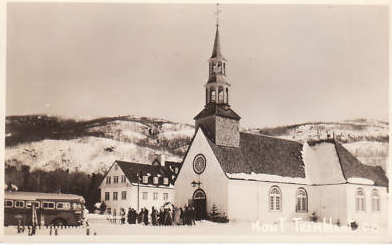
[195,115,239,148]
[215,116,239,147]
[195,116,216,142]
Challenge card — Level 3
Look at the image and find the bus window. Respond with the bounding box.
[42,201,55,209]
[4,200,13,208]
[26,201,40,209]
[72,203,82,211]
[15,201,25,208]
[57,202,71,210]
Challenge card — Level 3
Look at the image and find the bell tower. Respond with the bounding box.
[206,25,230,106]
[194,4,240,148]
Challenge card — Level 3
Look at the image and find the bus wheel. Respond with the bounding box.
[52,218,67,227]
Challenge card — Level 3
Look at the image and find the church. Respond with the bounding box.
[174,19,389,227]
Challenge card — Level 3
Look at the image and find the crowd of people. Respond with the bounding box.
[113,205,198,226]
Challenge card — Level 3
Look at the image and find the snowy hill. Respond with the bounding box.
[5,115,193,173]
[5,115,388,173]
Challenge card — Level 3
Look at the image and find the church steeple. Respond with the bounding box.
[207,25,227,87]
[210,26,224,60]
[206,6,230,105]
[194,4,241,148]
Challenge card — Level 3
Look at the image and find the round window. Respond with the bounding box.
[193,154,206,174]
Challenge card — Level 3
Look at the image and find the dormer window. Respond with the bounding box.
[153,177,158,185]
[175,167,179,174]
[142,176,148,184]
[163,177,169,185]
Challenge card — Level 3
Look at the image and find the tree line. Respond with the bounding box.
[5,164,104,212]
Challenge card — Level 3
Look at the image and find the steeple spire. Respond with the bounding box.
[211,4,224,60]
[211,27,223,59]
[215,3,221,27]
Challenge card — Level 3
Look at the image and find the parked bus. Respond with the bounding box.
[4,191,86,227]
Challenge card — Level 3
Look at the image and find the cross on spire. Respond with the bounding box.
[215,3,221,27]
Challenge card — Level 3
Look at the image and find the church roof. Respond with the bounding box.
[334,143,388,187]
[114,160,182,186]
[194,104,241,120]
[205,132,388,187]
[207,132,306,178]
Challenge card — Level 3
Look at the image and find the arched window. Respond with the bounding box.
[206,88,209,104]
[296,188,308,212]
[223,63,226,75]
[355,188,366,212]
[371,189,380,212]
[225,88,229,104]
[218,87,224,103]
[269,186,282,211]
[210,90,216,103]
[193,189,206,200]
[212,63,218,74]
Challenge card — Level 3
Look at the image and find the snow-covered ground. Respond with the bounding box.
[3,214,387,238]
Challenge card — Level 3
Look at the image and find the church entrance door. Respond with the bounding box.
[193,189,207,220]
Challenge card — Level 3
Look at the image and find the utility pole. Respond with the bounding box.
[137,172,140,211]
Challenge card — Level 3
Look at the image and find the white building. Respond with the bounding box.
[99,154,181,217]
[174,22,389,227]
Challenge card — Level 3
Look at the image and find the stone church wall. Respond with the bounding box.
[215,116,239,147]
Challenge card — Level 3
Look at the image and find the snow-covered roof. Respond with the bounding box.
[334,142,388,187]
[207,132,388,187]
[5,191,85,202]
[111,160,182,187]
[207,132,305,178]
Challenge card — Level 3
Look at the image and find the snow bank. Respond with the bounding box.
[347,177,374,185]
[226,172,310,184]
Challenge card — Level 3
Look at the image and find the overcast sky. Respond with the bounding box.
[6,3,388,128]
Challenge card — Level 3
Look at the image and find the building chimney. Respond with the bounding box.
[154,153,165,167]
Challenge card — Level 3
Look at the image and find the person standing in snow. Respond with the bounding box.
[184,206,190,226]
[143,208,149,225]
[120,208,126,224]
[191,206,196,225]
[173,207,181,226]
[158,207,164,226]
[127,208,132,224]
[138,209,144,224]
[151,207,157,226]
